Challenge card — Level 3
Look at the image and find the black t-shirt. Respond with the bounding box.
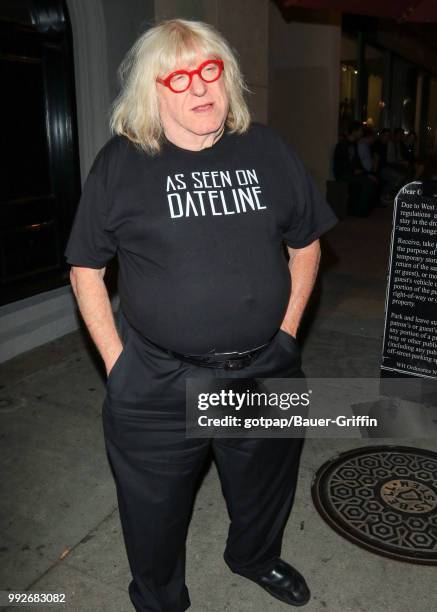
[64,122,337,354]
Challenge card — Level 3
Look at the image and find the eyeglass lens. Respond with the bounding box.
[169,62,221,91]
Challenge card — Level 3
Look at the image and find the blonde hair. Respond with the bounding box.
[109,19,251,155]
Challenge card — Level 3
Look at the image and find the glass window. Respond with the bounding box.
[364,46,385,130]
[390,56,419,133]
[339,35,358,135]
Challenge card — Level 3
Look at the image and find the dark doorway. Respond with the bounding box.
[0,0,81,305]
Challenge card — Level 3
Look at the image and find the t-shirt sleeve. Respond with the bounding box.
[281,144,338,249]
[64,152,118,268]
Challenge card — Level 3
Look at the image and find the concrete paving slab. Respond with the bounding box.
[302,329,382,378]
[63,509,130,592]
[0,530,54,592]
[1,350,106,417]
[11,561,133,612]
[0,331,85,388]
[314,295,384,339]
[0,388,115,565]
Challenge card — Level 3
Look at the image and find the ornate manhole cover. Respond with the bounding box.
[311,446,437,564]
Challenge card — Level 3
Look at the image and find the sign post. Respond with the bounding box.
[381,181,437,388]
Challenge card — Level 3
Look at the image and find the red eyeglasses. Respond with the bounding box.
[157,59,224,93]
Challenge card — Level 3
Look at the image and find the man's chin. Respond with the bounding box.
[190,124,225,139]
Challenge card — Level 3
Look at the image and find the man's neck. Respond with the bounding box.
[164,124,226,152]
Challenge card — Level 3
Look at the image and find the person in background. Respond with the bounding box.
[387,128,410,170]
[404,131,417,164]
[374,128,396,205]
[404,131,420,177]
[357,126,377,174]
[339,96,354,136]
[333,120,363,180]
[373,128,391,173]
[333,121,377,217]
[373,128,391,178]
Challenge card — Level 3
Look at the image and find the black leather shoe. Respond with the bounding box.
[242,559,310,606]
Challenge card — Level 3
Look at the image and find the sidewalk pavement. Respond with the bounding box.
[1,207,435,612]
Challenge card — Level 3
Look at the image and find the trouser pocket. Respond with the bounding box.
[276,329,300,352]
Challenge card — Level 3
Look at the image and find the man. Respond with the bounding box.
[65,19,337,612]
[333,120,377,217]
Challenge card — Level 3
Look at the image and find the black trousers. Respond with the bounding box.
[102,309,304,612]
